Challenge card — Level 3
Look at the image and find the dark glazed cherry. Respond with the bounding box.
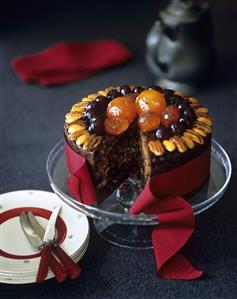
[183,107,196,121]
[107,89,122,99]
[162,88,174,98]
[170,122,183,136]
[167,95,183,106]
[178,117,188,130]
[155,125,171,140]
[147,85,163,92]
[88,116,105,134]
[85,96,109,117]
[95,95,108,103]
[133,86,145,94]
[119,85,132,95]
[85,102,97,117]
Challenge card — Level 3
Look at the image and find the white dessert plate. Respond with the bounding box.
[0,190,89,284]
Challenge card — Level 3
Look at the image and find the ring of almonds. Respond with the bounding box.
[65,87,213,155]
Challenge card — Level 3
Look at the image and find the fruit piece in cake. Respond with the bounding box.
[138,112,161,132]
[104,117,129,135]
[161,105,180,127]
[135,90,166,116]
[106,96,137,123]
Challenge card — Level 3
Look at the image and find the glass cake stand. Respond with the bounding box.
[46,139,232,249]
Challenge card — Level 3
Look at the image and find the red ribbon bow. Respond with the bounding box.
[130,184,203,280]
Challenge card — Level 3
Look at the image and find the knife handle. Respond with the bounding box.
[49,254,68,282]
[53,245,81,279]
[36,245,52,283]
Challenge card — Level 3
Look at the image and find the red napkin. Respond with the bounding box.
[130,184,203,280]
[11,40,131,86]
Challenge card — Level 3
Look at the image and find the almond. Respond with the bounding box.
[181,136,195,149]
[88,93,98,100]
[194,122,212,134]
[83,135,102,151]
[188,97,200,105]
[195,107,208,114]
[163,139,176,152]
[71,106,86,113]
[197,116,213,127]
[98,90,107,96]
[192,127,207,137]
[65,112,83,124]
[68,123,87,134]
[148,140,165,156]
[82,97,94,102]
[170,136,187,153]
[183,130,204,144]
[76,132,90,146]
[69,130,86,141]
[72,102,87,109]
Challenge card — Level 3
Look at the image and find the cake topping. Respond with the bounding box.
[163,139,176,152]
[119,85,132,95]
[170,136,187,153]
[133,85,145,94]
[148,140,165,156]
[135,90,166,115]
[82,135,102,151]
[65,112,84,124]
[183,130,204,144]
[138,112,161,132]
[107,89,122,100]
[181,136,195,149]
[160,105,180,127]
[104,117,129,135]
[155,125,171,140]
[76,131,90,146]
[68,123,87,134]
[65,84,213,156]
[106,96,137,123]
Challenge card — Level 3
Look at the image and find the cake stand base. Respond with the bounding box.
[93,219,154,249]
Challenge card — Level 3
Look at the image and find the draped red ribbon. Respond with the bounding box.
[65,139,210,280]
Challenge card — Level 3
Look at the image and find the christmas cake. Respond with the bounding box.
[64,85,212,203]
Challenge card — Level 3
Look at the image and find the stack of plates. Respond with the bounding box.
[0,190,90,284]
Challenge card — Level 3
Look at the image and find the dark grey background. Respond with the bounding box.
[1,0,237,298]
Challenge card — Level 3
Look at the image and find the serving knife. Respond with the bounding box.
[27,210,81,279]
[20,209,67,283]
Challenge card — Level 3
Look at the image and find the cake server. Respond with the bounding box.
[20,209,67,283]
[27,210,81,279]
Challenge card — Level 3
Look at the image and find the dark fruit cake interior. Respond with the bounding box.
[64,85,213,202]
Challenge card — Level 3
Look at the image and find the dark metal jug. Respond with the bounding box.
[146,0,217,93]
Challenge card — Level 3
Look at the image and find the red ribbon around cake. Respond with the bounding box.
[65,139,211,280]
[11,40,131,86]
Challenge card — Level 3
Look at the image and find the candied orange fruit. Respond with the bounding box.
[104,117,129,135]
[135,90,166,116]
[106,96,137,123]
[161,105,180,127]
[138,112,161,132]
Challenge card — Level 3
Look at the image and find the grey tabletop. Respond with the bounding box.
[1,0,237,298]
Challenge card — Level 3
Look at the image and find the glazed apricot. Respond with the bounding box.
[104,117,129,135]
[138,112,161,132]
[106,96,137,123]
[135,90,166,116]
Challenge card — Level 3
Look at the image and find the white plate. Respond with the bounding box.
[1,239,89,284]
[0,190,89,283]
